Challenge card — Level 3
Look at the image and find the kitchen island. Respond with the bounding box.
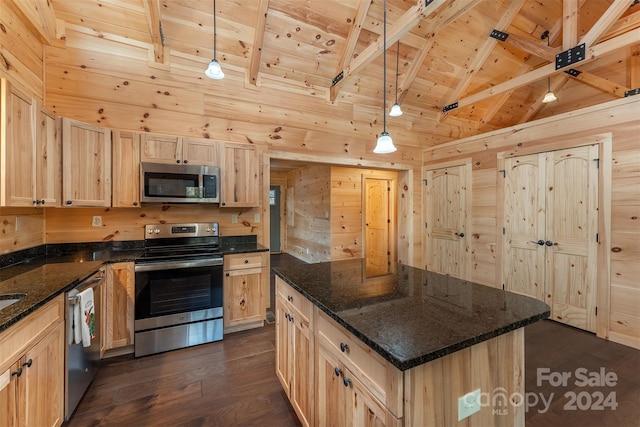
[273,259,549,427]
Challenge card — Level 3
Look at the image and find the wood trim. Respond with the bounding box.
[249,0,269,86]
[597,135,613,339]
[143,0,165,64]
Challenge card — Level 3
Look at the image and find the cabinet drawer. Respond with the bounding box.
[316,309,403,417]
[276,277,312,322]
[0,295,64,371]
[225,253,265,270]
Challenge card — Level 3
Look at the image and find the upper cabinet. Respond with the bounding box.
[141,134,218,166]
[61,118,112,207]
[0,79,61,207]
[220,143,259,207]
[112,131,141,207]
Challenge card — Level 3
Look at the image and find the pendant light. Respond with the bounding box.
[389,40,403,117]
[205,0,224,79]
[541,31,556,103]
[374,0,396,154]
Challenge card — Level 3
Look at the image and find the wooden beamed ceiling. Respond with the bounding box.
[22,0,640,144]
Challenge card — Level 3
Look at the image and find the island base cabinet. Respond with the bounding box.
[275,277,313,427]
[0,296,65,427]
[404,328,524,427]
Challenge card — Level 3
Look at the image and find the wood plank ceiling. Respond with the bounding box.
[35,0,640,146]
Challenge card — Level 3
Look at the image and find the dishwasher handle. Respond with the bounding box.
[68,271,104,305]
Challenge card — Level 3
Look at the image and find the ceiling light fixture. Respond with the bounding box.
[374,0,396,154]
[541,31,556,103]
[389,40,403,117]
[205,0,224,80]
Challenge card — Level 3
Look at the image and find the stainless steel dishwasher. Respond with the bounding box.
[65,269,104,421]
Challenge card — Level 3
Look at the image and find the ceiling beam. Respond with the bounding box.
[451,27,640,111]
[631,44,640,87]
[9,0,57,44]
[143,0,165,64]
[330,0,455,102]
[249,0,270,86]
[563,0,579,49]
[581,0,634,47]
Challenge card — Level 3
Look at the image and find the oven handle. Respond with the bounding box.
[134,258,223,272]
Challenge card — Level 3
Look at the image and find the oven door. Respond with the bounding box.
[134,258,223,332]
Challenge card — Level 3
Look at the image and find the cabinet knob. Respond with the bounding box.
[289,315,294,323]
[340,342,349,353]
[11,367,22,377]
[287,295,293,302]
[225,273,230,277]
[133,202,138,206]
[342,377,352,387]
[244,259,249,264]
[40,199,45,205]
[33,200,38,206]
[66,200,72,205]
[334,367,342,377]
[176,160,181,164]
[545,240,553,246]
[22,359,32,368]
[183,160,188,164]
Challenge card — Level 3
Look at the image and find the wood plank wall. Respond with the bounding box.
[0,208,45,255]
[422,96,640,349]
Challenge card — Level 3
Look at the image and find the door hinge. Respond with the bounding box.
[596,232,600,243]
[387,219,391,224]
[594,158,600,169]
[502,283,505,290]
[595,306,598,316]
[499,170,506,178]
[425,222,428,229]
[423,179,428,186]
[502,227,506,235]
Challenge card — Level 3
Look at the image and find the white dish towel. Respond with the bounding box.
[77,287,95,347]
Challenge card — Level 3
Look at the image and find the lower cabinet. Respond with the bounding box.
[104,262,135,353]
[275,277,313,427]
[0,296,65,427]
[223,252,267,333]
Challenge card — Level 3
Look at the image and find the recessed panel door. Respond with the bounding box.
[365,178,391,277]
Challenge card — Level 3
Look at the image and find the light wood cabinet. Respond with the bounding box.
[104,262,135,352]
[141,134,218,166]
[61,118,111,207]
[0,79,61,207]
[275,277,313,427]
[0,296,65,427]
[220,143,259,207]
[112,131,141,207]
[223,252,267,333]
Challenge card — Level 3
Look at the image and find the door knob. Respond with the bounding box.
[455,232,464,238]
[545,240,553,246]
[529,240,545,245]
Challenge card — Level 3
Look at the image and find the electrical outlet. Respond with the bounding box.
[92,216,103,227]
[254,213,260,223]
[458,389,481,421]
[15,216,22,232]
[231,214,238,224]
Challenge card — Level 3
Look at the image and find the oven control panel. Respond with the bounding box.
[144,222,219,238]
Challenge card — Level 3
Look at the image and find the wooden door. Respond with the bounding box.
[140,134,182,164]
[223,268,263,328]
[502,153,546,300]
[35,105,61,207]
[182,138,219,166]
[275,293,291,397]
[315,342,345,427]
[105,262,135,350]
[61,118,111,207]
[545,145,599,332]
[20,324,64,427]
[365,178,391,277]
[220,143,259,207]
[291,302,313,427]
[424,163,471,279]
[1,80,35,207]
[112,131,141,207]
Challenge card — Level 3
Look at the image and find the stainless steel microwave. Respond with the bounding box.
[140,162,220,204]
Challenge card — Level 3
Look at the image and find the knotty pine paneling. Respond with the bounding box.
[0,208,45,254]
[44,205,262,244]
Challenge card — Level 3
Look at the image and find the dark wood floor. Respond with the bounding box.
[66,254,639,426]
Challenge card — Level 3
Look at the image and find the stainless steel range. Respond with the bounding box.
[134,222,223,357]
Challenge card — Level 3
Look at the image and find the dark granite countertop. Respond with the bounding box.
[220,242,269,255]
[273,259,550,371]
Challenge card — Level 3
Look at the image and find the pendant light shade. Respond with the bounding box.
[374,0,396,154]
[205,0,224,80]
[389,40,403,117]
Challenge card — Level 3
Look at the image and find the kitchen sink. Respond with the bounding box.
[0,293,26,310]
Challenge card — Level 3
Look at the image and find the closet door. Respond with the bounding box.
[502,154,546,301]
[545,145,598,332]
[424,163,470,279]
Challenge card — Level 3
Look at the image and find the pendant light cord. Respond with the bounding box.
[382,0,387,133]
[213,0,217,61]
[394,40,399,104]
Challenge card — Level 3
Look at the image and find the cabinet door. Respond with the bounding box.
[290,302,313,427]
[61,118,111,207]
[35,105,61,207]
[112,131,141,207]
[316,342,346,427]
[0,365,19,427]
[140,134,182,164]
[347,367,399,427]
[275,294,291,397]
[20,323,64,427]
[105,262,135,350]
[1,79,36,207]
[220,143,259,207]
[182,138,219,166]
[223,267,263,328]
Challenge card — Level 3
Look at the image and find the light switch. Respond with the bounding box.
[231,214,238,224]
[254,213,260,223]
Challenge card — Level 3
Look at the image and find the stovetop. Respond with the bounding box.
[137,222,222,262]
